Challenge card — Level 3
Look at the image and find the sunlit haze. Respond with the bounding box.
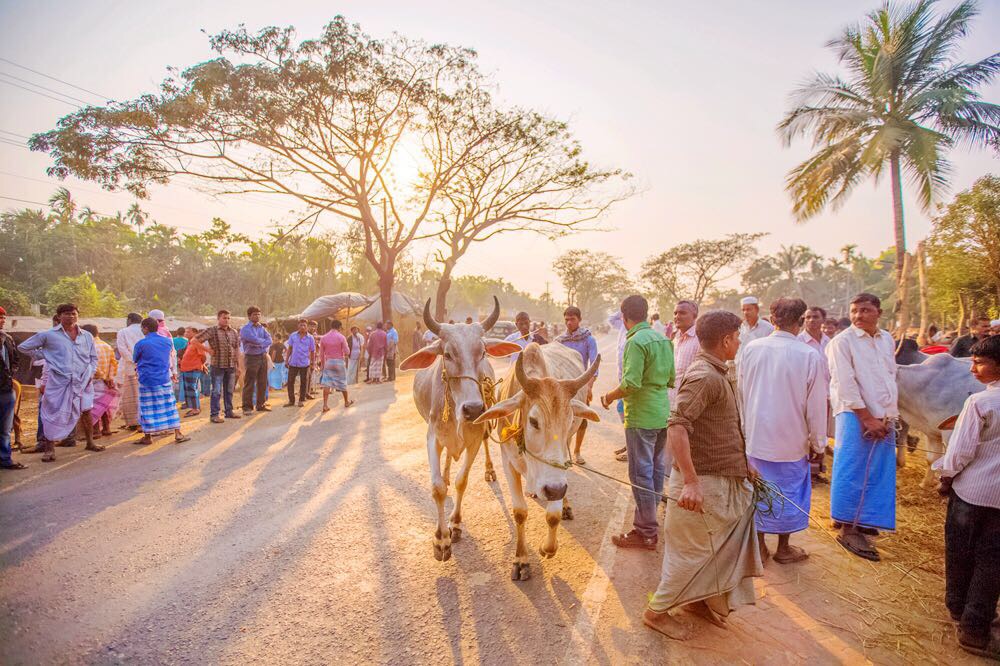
[2,0,997,298]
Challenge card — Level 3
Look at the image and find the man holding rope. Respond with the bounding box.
[643,310,763,640]
[826,292,897,561]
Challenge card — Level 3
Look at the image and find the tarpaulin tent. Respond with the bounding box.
[350,292,422,325]
[298,293,373,321]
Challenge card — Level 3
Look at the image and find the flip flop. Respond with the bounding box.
[616,452,628,462]
[1,462,27,470]
[837,534,880,561]
[174,436,191,444]
[344,401,355,408]
[773,545,809,564]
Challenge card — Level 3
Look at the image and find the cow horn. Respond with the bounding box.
[423,299,441,336]
[480,296,500,332]
[563,354,601,395]
[515,351,540,396]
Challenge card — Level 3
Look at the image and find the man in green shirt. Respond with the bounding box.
[601,295,675,549]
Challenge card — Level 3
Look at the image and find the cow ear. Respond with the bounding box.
[474,394,521,425]
[937,415,959,431]
[400,341,442,371]
[484,339,522,358]
[571,399,600,423]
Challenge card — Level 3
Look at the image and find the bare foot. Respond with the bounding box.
[322,406,331,413]
[759,540,770,564]
[686,600,727,628]
[344,400,355,408]
[643,608,692,640]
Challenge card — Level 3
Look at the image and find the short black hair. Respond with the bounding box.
[676,300,699,314]
[564,306,582,319]
[807,306,827,319]
[331,320,343,330]
[837,317,851,330]
[141,317,158,333]
[696,310,742,347]
[56,303,78,316]
[770,298,808,329]
[217,309,230,317]
[970,335,1000,365]
[850,292,881,309]
[515,311,530,322]
[298,318,308,324]
[376,321,384,329]
[81,324,98,336]
[620,295,648,323]
[308,320,318,327]
[127,312,142,325]
[247,306,261,317]
[174,327,186,337]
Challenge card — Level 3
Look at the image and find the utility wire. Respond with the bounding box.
[0,195,49,206]
[0,129,30,140]
[0,56,109,99]
[0,71,91,105]
[0,79,80,107]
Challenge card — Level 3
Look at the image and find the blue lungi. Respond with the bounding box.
[138,382,181,435]
[320,359,348,391]
[268,362,287,390]
[830,412,896,531]
[749,455,811,534]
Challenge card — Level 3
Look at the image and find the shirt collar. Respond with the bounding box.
[626,321,651,339]
[696,349,729,373]
[987,380,1000,390]
[772,330,797,340]
[849,324,887,339]
[678,326,696,339]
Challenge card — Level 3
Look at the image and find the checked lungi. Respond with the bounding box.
[138,382,181,435]
[118,374,140,427]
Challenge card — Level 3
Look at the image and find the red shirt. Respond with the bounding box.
[179,340,209,372]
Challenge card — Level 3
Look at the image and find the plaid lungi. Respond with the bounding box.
[118,374,140,426]
[91,384,120,425]
[138,382,181,435]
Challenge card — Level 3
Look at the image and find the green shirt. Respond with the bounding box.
[619,321,675,429]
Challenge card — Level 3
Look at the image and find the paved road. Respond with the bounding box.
[0,337,974,665]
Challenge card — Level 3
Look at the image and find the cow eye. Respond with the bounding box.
[529,416,539,429]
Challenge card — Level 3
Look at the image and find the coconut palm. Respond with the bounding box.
[126,202,149,230]
[78,206,99,224]
[778,0,1000,288]
[47,187,77,225]
[775,244,819,296]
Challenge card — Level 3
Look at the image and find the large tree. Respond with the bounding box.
[429,109,630,320]
[30,18,515,318]
[777,0,1000,303]
[641,233,766,306]
[552,249,630,319]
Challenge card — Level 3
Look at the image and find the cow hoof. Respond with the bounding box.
[562,505,574,521]
[510,562,531,581]
[907,434,918,453]
[538,545,556,559]
[485,469,497,483]
[450,526,462,542]
[433,540,452,562]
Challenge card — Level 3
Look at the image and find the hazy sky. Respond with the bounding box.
[1,1,998,300]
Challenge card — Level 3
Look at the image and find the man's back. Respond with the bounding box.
[740,332,826,462]
[621,323,674,429]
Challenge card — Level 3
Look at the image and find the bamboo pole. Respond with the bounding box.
[916,242,930,346]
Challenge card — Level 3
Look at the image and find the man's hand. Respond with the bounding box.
[936,476,953,498]
[677,480,703,512]
[104,379,116,389]
[860,414,889,440]
[599,393,611,410]
[747,463,760,483]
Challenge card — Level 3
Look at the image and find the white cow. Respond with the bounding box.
[400,297,521,562]
[896,353,985,488]
[475,343,600,581]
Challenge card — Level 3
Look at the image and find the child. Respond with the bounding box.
[935,334,1000,658]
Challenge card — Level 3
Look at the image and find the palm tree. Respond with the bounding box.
[47,187,77,225]
[775,244,818,296]
[78,206,99,224]
[126,202,149,230]
[778,0,1000,291]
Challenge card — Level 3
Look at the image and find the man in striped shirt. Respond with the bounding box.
[933,335,1000,659]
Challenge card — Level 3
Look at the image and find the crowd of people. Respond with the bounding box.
[0,305,410,466]
[1,293,998,655]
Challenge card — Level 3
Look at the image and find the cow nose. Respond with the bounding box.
[462,401,485,421]
[542,483,567,501]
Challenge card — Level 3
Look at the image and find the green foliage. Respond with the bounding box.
[44,274,125,317]
[0,286,32,315]
[779,0,1000,220]
[553,249,631,318]
[927,174,1000,318]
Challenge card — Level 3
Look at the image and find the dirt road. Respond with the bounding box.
[0,339,978,664]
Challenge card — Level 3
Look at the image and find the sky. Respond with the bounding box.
[1,0,998,300]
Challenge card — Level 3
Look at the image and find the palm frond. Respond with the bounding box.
[902,122,952,210]
[934,100,1000,147]
[931,52,1000,92]
[785,132,869,221]
[904,0,978,90]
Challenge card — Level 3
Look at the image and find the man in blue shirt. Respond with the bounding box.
[133,317,190,445]
[555,306,600,464]
[239,306,273,416]
[385,320,399,382]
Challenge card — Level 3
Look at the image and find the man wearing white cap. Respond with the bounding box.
[990,319,1000,337]
[737,296,773,370]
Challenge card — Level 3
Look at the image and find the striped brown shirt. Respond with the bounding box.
[196,325,240,369]
[668,350,748,478]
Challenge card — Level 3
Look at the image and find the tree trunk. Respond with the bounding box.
[895,251,913,344]
[889,152,907,326]
[957,292,967,334]
[915,241,930,345]
[378,256,395,322]
[435,258,456,321]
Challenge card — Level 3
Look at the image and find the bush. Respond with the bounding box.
[0,286,32,315]
[44,274,126,317]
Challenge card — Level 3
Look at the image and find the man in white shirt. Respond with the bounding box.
[650,313,667,337]
[668,300,700,408]
[826,293,898,561]
[503,311,546,362]
[736,296,774,372]
[932,335,1000,658]
[799,305,833,479]
[115,312,145,430]
[740,298,827,564]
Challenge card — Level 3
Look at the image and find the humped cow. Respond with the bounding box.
[896,352,985,488]
[400,297,521,562]
[474,342,600,581]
